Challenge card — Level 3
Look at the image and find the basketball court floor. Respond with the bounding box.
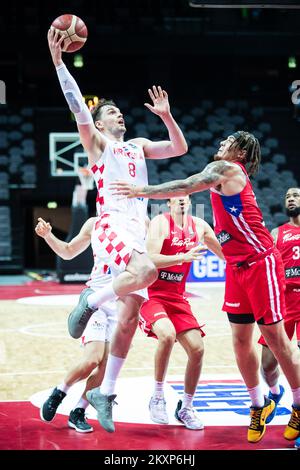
[0,276,298,452]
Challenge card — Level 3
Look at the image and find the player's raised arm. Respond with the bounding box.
[47,28,104,165]
[135,86,188,159]
[35,217,94,260]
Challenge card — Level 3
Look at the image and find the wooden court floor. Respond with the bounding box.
[0,282,264,401]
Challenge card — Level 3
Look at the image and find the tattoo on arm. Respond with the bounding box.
[141,160,232,198]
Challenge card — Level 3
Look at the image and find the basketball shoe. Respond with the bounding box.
[68,408,93,433]
[86,388,117,433]
[149,396,169,424]
[40,387,66,422]
[175,400,204,430]
[266,385,285,423]
[68,288,96,338]
[247,396,275,443]
[283,405,300,440]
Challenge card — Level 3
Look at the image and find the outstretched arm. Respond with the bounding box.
[47,28,103,165]
[35,217,94,260]
[111,160,232,199]
[135,86,187,159]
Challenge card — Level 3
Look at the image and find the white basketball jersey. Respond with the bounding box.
[91,135,148,222]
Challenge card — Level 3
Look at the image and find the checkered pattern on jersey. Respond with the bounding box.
[95,216,131,271]
[91,163,105,216]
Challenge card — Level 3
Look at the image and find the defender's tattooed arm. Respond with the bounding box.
[110,160,236,199]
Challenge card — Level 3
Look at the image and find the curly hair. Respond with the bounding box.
[230,131,261,176]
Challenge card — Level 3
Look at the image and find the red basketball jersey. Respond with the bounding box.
[276,223,300,287]
[210,162,274,265]
[148,213,198,298]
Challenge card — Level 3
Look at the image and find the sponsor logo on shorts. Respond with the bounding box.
[225,301,241,307]
[285,266,300,278]
[159,270,184,283]
[91,321,105,330]
[217,230,232,245]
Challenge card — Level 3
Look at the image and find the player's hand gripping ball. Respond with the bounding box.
[51,14,88,52]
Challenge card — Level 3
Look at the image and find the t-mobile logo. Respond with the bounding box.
[0,81,6,104]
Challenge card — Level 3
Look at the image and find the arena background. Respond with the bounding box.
[0,0,300,459]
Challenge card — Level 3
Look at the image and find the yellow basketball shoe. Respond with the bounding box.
[247,397,275,443]
[283,405,300,440]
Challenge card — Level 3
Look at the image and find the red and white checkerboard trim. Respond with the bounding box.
[95,216,131,271]
[91,162,105,215]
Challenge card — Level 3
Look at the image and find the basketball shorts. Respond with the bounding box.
[139,295,205,339]
[223,249,286,325]
[81,298,118,345]
[92,212,148,300]
[258,285,300,345]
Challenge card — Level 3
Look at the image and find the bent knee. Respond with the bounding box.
[158,332,176,346]
[189,345,204,360]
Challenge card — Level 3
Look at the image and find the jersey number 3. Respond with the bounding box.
[292,246,300,260]
[128,162,136,177]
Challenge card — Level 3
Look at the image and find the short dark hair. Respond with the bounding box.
[91,98,117,123]
[230,131,261,176]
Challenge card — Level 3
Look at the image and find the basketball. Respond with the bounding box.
[51,14,88,53]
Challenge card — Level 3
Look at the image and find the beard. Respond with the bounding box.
[286,206,300,218]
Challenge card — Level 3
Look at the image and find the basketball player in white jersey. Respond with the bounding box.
[35,216,117,433]
[48,29,188,432]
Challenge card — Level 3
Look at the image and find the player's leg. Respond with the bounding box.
[68,340,108,433]
[259,320,300,440]
[260,343,284,423]
[175,328,204,430]
[229,316,275,442]
[82,342,109,397]
[41,309,107,424]
[226,263,276,442]
[247,252,300,441]
[87,294,144,433]
[69,250,157,338]
[149,316,176,424]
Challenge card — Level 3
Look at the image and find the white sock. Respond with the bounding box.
[182,392,194,409]
[57,382,70,394]
[100,354,125,396]
[87,283,116,309]
[270,383,281,395]
[247,384,265,408]
[153,381,164,398]
[74,397,89,410]
[292,387,300,407]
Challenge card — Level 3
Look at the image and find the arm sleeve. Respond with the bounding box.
[56,63,93,125]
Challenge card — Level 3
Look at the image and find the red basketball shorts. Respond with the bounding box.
[223,249,286,325]
[139,295,205,338]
